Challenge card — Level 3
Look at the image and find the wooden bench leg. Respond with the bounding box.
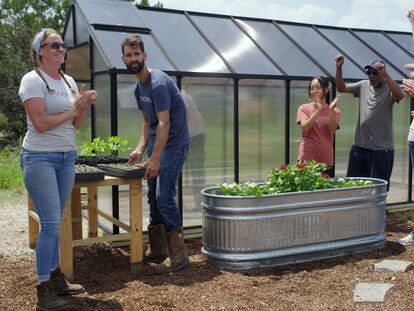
[88,186,98,238]
[129,179,143,274]
[71,188,83,254]
[60,199,74,281]
[28,198,39,249]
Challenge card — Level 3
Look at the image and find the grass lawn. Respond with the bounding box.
[0,147,25,205]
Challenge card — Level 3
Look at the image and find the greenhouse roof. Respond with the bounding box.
[64,0,414,81]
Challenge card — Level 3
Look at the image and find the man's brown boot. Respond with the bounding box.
[36,280,70,311]
[145,224,169,263]
[155,227,191,274]
[50,268,85,296]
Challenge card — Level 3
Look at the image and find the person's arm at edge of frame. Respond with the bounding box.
[408,9,414,41]
[143,110,170,179]
[128,113,150,164]
[335,55,353,94]
[402,10,414,98]
[402,72,414,97]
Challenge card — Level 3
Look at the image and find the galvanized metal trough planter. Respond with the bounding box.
[201,178,388,270]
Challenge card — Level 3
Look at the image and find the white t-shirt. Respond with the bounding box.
[18,69,78,151]
[408,119,414,142]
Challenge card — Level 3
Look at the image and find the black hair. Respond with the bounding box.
[308,76,331,103]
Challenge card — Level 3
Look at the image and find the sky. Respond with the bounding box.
[158,0,414,32]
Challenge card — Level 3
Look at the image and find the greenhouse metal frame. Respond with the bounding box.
[63,0,414,232]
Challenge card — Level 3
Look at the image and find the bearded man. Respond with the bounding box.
[121,35,191,274]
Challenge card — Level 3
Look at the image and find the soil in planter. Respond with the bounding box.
[97,163,145,179]
[75,164,106,182]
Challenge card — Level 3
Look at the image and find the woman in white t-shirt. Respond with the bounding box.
[18,28,96,310]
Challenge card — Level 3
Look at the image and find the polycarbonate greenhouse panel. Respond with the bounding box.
[137,10,230,73]
[190,15,283,76]
[64,11,75,48]
[317,27,402,80]
[75,0,147,29]
[93,41,108,72]
[234,18,324,77]
[94,75,112,140]
[279,23,366,80]
[387,33,414,55]
[353,31,413,78]
[74,2,90,44]
[65,46,90,81]
[93,30,174,71]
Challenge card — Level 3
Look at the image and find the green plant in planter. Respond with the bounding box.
[219,161,373,197]
[106,136,129,154]
[78,136,129,156]
[78,139,99,156]
[266,161,332,193]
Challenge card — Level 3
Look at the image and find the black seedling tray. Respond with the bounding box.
[76,155,129,167]
[97,163,145,179]
[75,165,106,182]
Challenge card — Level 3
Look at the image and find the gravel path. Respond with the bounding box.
[0,197,34,261]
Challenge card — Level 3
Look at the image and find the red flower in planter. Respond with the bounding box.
[279,164,288,170]
[296,162,306,169]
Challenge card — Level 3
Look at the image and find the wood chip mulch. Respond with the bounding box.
[2,213,414,310]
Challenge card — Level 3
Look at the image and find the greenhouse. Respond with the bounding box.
[63,0,414,231]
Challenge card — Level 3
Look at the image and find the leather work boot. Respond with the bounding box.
[155,227,191,274]
[50,267,85,296]
[36,280,70,311]
[145,224,169,263]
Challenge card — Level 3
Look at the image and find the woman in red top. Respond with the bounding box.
[296,77,341,177]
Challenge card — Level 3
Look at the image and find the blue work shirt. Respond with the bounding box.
[134,69,190,147]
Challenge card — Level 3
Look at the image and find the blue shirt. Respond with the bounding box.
[134,70,190,148]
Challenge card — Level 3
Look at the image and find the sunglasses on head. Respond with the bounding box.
[364,68,379,76]
[41,42,67,50]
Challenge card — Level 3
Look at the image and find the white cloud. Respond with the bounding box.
[160,0,335,25]
[337,0,412,31]
[159,0,413,31]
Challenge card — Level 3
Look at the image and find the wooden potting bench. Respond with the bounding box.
[28,176,143,281]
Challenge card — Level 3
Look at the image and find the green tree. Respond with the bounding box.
[138,0,150,6]
[0,0,163,147]
[137,0,163,8]
[0,0,70,147]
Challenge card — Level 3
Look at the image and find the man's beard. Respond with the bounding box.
[126,60,145,74]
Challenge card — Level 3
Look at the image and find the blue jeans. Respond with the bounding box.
[20,148,77,282]
[346,145,394,191]
[147,142,188,232]
[409,142,414,237]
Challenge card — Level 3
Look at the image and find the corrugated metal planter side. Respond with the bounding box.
[201,178,388,270]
